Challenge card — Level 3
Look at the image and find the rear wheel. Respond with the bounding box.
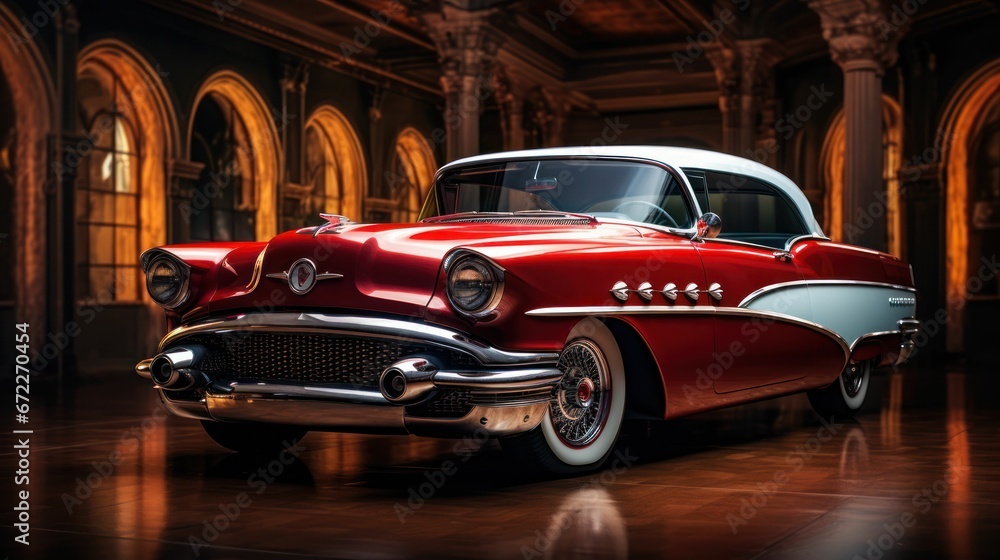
[502,318,626,474]
[807,358,875,421]
[201,421,307,454]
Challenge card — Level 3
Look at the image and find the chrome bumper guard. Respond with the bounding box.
[895,318,921,366]
[138,313,562,437]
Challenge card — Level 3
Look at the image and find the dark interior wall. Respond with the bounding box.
[564,106,723,149]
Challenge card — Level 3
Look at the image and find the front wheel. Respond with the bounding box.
[807,358,875,421]
[201,421,307,454]
[502,318,627,474]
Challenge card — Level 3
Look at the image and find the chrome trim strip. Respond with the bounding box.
[738,279,918,309]
[432,368,563,391]
[525,305,851,359]
[215,381,395,405]
[159,313,560,366]
[784,234,831,251]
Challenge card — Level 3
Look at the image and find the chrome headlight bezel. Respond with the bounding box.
[144,254,190,310]
[444,251,505,319]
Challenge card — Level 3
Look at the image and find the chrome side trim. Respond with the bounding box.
[738,279,918,309]
[784,234,831,250]
[159,313,560,366]
[525,305,851,359]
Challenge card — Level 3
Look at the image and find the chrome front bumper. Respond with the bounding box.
[136,313,563,437]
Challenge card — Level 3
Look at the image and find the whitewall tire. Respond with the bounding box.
[807,358,873,420]
[502,318,627,474]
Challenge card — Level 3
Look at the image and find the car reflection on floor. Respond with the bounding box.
[8,363,997,559]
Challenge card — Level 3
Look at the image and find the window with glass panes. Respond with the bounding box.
[75,66,141,301]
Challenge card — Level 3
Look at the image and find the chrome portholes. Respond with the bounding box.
[551,339,611,448]
[707,283,723,302]
[683,283,700,302]
[635,282,654,302]
[662,283,678,301]
[610,281,630,302]
[608,281,722,304]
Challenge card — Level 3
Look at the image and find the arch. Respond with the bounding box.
[189,70,281,240]
[389,127,436,222]
[938,58,1000,352]
[0,2,55,336]
[303,105,367,221]
[77,39,179,303]
[820,94,904,257]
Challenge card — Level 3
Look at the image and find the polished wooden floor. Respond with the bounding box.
[4,364,999,559]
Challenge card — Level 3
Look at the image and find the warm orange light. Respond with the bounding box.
[0,4,54,338]
[941,68,1000,352]
[392,127,437,222]
[306,105,368,221]
[191,71,281,241]
[821,95,903,257]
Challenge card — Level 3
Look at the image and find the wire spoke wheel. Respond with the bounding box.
[841,359,870,399]
[550,339,611,448]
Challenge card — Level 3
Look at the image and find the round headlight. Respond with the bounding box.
[146,257,187,308]
[447,256,500,315]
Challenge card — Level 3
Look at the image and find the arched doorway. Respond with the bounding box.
[940,59,1000,353]
[0,3,55,338]
[388,128,436,223]
[189,71,280,241]
[290,105,366,228]
[820,95,904,257]
[76,41,179,302]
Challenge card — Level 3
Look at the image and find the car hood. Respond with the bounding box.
[204,220,645,318]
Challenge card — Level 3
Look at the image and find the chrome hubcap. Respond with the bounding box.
[551,340,610,448]
[842,360,869,398]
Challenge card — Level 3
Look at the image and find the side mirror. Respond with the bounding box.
[695,212,722,241]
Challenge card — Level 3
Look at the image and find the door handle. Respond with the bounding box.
[773,251,793,262]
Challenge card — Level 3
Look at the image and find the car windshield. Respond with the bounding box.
[422,159,694,229]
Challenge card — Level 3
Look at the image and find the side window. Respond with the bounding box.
[682,169,710,214]
[704,171,808,247]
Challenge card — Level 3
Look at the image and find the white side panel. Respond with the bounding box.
[741,282,916,348]
[806,285,915,346]
[742,286,815,324]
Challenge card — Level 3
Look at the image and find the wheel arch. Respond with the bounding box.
[603,318,666,420]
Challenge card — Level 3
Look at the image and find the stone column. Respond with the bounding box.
[492,70,526,150]
[707,46,744,155]
[280,59,309,186]
[50,2,80,377]
[421,4,503,162]
[707,40,782,160]
[809,0,905,251]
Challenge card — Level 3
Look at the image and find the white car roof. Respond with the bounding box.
[440,146,824,236]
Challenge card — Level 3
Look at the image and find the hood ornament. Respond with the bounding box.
[312,213,353,237]
[266,258,343,295]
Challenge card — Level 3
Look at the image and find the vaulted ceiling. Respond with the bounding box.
[152,0,1000,112]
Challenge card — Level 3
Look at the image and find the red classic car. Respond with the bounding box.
[136,146,919,473]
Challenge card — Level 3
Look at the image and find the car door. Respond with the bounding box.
[686,169,816,394]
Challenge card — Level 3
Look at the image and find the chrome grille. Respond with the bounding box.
[182,332,476,388]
